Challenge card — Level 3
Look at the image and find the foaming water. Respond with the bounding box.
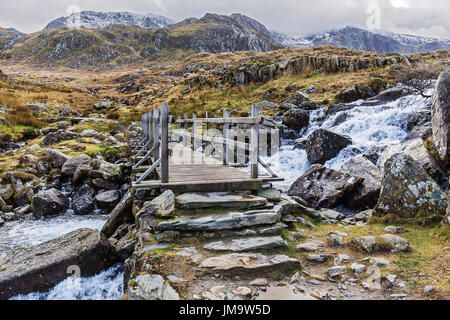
[10,263,124,300]
[0,215,107,258]
[266,93,430,191]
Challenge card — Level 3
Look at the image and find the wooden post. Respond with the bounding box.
[184,114,188,147]
[161,103,169,183]
[223,109,230,164]
[250,105,259,179]
[193,113,199,151]
[177,115,181,130]
[153,108,160,161]
[148,110,153,152]
[204,111,209,138]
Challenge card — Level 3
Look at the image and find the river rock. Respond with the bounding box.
[176,192,267,210]
[45,149,71,168]
[73,164,91,184]
[31,188,69,218]
[0,228,118,299]
[431,70,450,162]
[36,160,51,174]
[72,185,95,215]
[374,153,447,218]
[367,87,408,102]
[61,154,91,175]
[128,274,179,300]
[288,164,362,208]
[328,266,346,278]
[282,109,310,131]
[95,190,120,209]
[137,190,175,218]
[203,236,287,252]
[305,129,352,164]
[342,155,382,210]
[92,178,119,190]
[200,253,299,272]
[254,100,277,110]
[95,160,123,182]
[340,86,360,102]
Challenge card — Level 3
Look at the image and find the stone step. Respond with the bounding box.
[157,206,282,232]
[176,192,268,210]
[203,236,288,252]
[199,253,300,273]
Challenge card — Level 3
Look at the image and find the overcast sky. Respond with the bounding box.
[0,0,448,38]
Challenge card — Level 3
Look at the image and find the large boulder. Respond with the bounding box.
[367,87,408,102]
[0,228,118,299]
[378,137,446,184]
[31,188,69,218]
[431,70,450,163]
[72,185,95,215]
[282,109,310,131]
[92,160,123,182]
[61,154,91,175]
[374,153,447,218]
[288,164,363,208]
[340,86,360,102]
[305,129,352,164]
[341,155,382,210]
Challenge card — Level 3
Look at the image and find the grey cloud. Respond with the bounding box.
[0,0,448,38]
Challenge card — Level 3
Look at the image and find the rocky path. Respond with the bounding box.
[124,190,425,301]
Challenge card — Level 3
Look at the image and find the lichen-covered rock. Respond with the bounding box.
[284,91,311,108]
[31,188,69,218]
[95,190,120,209]
[45,149,71,168]
[72,185,95,215]
[342,155,382,210]
[282,109,310,131]
[374,153,447,218]
[305,129,352,165]
[431,70,450,162]
[288,164,362,208]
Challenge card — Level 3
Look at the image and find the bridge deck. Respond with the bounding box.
[132,143,282,192]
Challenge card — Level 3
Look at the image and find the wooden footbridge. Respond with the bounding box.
[130,103,283,193]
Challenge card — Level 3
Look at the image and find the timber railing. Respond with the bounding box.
[130,103,281,185]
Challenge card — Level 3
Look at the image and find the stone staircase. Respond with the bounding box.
[146,192,301,277]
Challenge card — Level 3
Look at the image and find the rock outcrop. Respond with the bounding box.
[374,153,447,218]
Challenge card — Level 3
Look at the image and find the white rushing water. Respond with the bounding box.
[10,263,124,300]
[263,92,431,191]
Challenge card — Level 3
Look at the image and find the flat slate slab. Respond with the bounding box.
[200,253,299,272]
[176,192,267,210]
[157,206,282,232]
[203,236,288,252]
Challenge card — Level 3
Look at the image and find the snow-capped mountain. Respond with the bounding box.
[274,26,450,53]
[44,11,174,30]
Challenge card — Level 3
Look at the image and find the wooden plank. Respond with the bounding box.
[132,179,263,192]
[223,109,230,164]
[153,108,160,160]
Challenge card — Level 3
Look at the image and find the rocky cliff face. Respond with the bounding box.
[0,27,24,50]
[276,26,450,54]
[44,11,174,30]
